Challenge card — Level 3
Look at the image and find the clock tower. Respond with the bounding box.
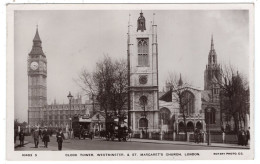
[127,11,159,134]
[27,27,47,126]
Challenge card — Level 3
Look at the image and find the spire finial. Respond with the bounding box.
[33,25,42,43]
[153,13,155,25]
[211,34,214,50]
[178,73,183,86]
[128,13,131,25]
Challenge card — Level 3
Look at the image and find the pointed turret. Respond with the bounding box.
[178,74,183,86]
[29,26,45,57]
[204,34,221,90]
[208,34,217,65]
[210,34,214,51]
[33,26,42,43]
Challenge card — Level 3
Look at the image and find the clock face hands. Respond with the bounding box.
[30,61,39,70]
[30,62,47,71]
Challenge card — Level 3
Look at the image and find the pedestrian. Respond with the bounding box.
[14,129,18,144]
[32,128,40,148]
[197,130,202,144]
[241,130,247,146]
[39,127,42,138]
[19,129,25,147]
[56,128,65,151]
[42,127,50,148]
[238,130,242,145]
[246,128,250,146]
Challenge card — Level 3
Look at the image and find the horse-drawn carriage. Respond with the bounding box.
[105,113,131,142]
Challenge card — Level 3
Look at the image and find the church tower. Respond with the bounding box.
[27,27,47,126]
[127,11,159,134]
[204,35,221,101]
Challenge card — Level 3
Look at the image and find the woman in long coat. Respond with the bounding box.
[42,127,50,148]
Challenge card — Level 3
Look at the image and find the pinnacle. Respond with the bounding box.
[33,27,41,42]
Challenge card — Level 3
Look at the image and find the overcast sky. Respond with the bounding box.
[14,10,249,122]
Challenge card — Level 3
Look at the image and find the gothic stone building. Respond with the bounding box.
[127,12,160,133]
[27,28,105,131]
[159,36,222,133]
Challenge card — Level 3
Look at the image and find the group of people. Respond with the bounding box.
[31,127,65,150]
[238,129,250,146]
[31,127,50,148]
[194,128,204,144]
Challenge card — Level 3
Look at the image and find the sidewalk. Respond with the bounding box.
[130,138,250,149]
[15,140,71,151]
[14,141,29,148]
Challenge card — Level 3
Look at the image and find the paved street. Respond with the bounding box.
[15,136,248,151]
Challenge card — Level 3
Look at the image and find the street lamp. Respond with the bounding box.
[67,91,73,138]
[207,108,211,146]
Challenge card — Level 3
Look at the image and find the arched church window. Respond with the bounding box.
[187,122,194,132]
[181,91,195,115]
[160,108,171,125]
[178,122,185,132]
[139,118,148,128]
[137,38,149,66]
[139,95,148,106]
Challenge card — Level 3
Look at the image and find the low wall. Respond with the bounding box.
[133,130,238,144]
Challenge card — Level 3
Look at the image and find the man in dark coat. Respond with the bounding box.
[19,129,25,147]
[194,128,199,143]
[245,128,250,146]
[241,130,247,146]
[42,127,50,148]
[32,128,40,148]
[56,129,65,150]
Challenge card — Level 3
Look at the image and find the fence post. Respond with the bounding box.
[222,132,225,143]
[140,131,143,139]
[149,131,152,139]
[159,132,163,140]
[173,131,176,141]
[203,132,207,143]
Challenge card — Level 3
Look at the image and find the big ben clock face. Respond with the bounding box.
[139,75,148,84]
[30,61,39,70]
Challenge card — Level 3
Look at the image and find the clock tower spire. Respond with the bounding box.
[28,27,47,126]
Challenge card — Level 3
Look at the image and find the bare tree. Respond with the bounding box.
[166,72,193,141]
[217,64,249,133]
[76,56,128,125]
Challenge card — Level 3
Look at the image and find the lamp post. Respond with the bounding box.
[207,108,211,146]
[67,92,73,139]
